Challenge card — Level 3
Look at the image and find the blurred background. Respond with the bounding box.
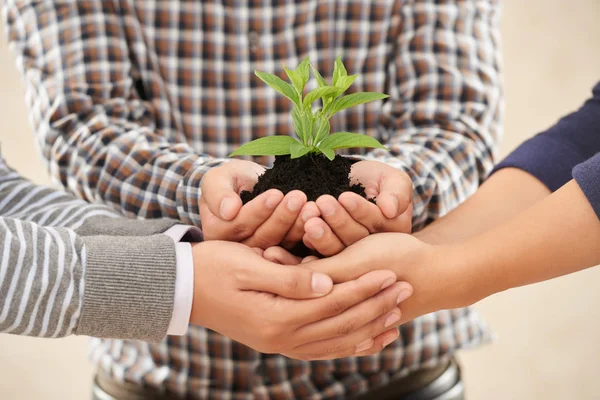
[1,0,600,398]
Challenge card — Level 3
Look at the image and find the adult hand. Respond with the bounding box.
[302,233,472,325]
[303,160,414,255]
[200,160,316,249]
[189,240,413,360]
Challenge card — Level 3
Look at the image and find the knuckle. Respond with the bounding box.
[281,274,300,294]
[370,218,386,233]
[231,222,252,239]
[337,319,357,336]
[329,298,348,316]
[325,343,345,355]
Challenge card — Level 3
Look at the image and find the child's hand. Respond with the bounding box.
[302,161,413,255]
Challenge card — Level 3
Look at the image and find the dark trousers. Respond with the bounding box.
[93,358,464,400]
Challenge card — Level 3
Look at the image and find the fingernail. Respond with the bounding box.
[343,197,357,211]
[355,338,374,353]
[307,225,324,239]
[220,197,237,220]
[396,289,412,305]
[383,333,398,348]
[384,313,401,328]
[389,196,399,217]
[287,196,303,212]
[266,195,281,209]
[311,272,333,294]
[320,202,335,217]
[380,277,395,290]
[302,209,318,222]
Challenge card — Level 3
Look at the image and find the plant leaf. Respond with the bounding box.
[291,106,306,143]
[329,92,389,115]
[290,142,312,159]
[317,132,388,151]
[311,65,328,87]
[284,67,304,95]
[229,136,298,157]
[316,144,335,161]
[312,118,330,145]
[296,57,310,90]
[335,74,358,92]
[332,56,348,87]
[255,71,301,107]
[303,86,340,110]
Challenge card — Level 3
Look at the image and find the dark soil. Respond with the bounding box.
[240,154,367,203]
[240,154,369,257]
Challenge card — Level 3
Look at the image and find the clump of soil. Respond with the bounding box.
[241,154,366,203]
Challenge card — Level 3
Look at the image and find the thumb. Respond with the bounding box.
[201,161,264,221]
[238,259,333,299]
[303,252,367,283]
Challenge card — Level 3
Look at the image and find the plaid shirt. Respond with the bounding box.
[4,0,502,398]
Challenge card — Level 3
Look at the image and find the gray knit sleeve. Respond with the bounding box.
[0,160,178,341]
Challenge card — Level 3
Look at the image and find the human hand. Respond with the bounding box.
[200,160,316,249]
[189,240,413,360]
[302,160,414,255]
[266,233,472,325]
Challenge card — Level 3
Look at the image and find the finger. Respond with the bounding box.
[294,281,412,344]
[201,189,284,241]
[289,306,401,360]
[252,248,265,257]
[316,195,369,246]
[302,245,371,283]
[263,246,303,265]
[377,172,413,219]
[352,328,400,358]
[301,256,319,264]
[237,259,333,299]
[281,202,320,249]
[281,269,398,324]
[303,217,345,256]
[338,192,387,233]
[201,161,265,220]
[242,190,307,249]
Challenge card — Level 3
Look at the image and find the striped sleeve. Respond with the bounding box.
[0,162,179,341]
[363,0,503,229]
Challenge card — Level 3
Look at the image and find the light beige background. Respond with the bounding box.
[1,1,599,399]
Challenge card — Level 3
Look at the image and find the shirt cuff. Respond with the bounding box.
[163,225,200,336]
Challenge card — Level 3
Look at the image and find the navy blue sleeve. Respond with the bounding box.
[492,82,600,191]
[573,154,600,220]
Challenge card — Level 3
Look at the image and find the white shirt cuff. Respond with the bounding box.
[163,225,198,336]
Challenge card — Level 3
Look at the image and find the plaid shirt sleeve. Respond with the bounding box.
[2,1,224,226]
[364,1,503,230]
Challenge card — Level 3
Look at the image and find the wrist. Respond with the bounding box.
[429,242,490,309]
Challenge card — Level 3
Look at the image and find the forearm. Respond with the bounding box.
[416,168,551,244]
[443,180,600,305]
[3,1,226,225]
[366,0,502,229]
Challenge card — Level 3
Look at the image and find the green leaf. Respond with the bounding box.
[229,136,298,157]
[303,86,340,110]
[335,74,358,92]
[296,57,311,90]
[311,65,328,87]
[312,118,330,145]
[255,71,301,107]
[329,92,389,115]
[291,107,306,143]
[290,142,312,159]
[284,67,304,95]
[318,132,388,151]
[317,144,335,161]
[332,56,347,87]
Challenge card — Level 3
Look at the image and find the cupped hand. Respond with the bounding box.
[302,160,414,255]
[200,160,314,249]
[189,240,413,360]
